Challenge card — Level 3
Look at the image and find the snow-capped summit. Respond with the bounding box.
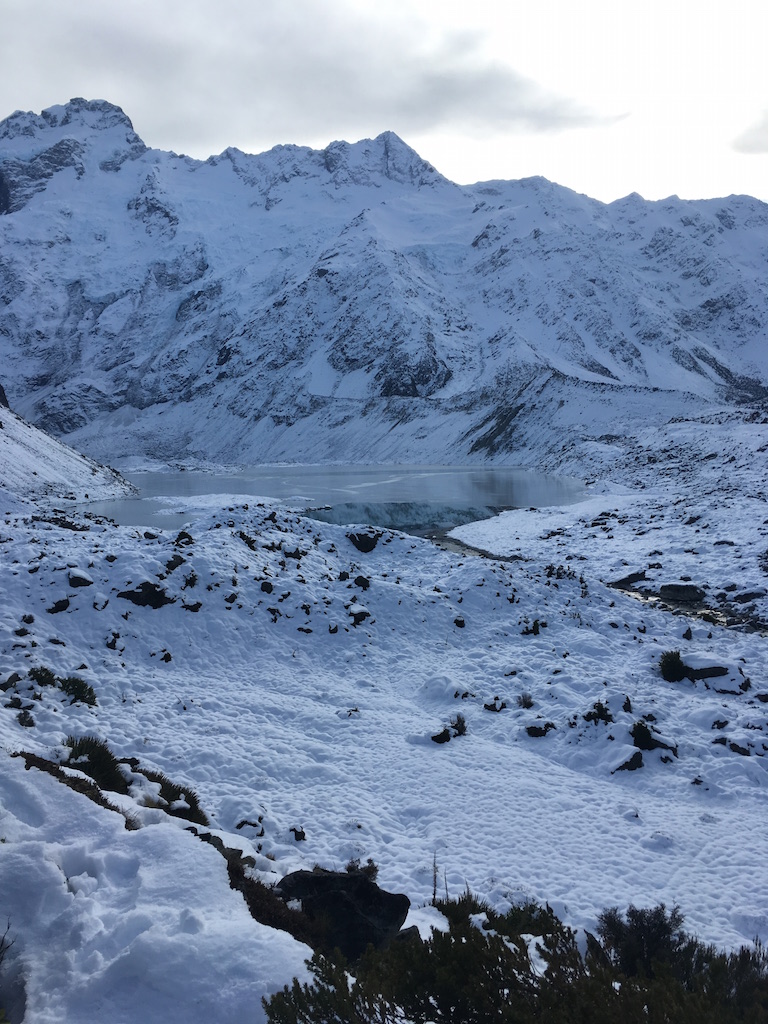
[0,99,766,469]
[319,130,446,187]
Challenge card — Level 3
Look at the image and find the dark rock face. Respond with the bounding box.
[276,869,410,961]
[0,382,8,408]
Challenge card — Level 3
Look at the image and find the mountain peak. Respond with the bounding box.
[321,131,445,188]
[41,97,137,133]
[0,98,148,211]
[0,98,137,143]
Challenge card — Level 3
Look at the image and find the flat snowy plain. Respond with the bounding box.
[1,406,768,1022]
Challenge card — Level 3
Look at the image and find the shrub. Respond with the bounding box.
[517,691,534,709]
[596,903,688,979]
[263,896,768,1024]
[28,665,56,687]
[139,767,209,826]
[65,735,129,794]
[584,700,614,725]
[345,857,379,882]
[59,675,97,706]
[660,650,688,682]
[451,712,467,737]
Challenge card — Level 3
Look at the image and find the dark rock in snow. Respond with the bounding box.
[526,722,556,738]
[276,868,410,961]
[659,583,705,603]
[733,590,767,604]
[630,721,677,757]
[687,665,729,681]
[348,531,382,553]
[613,750,644,772]
[608,570,647,590]
[68,570,93,588]
[117,582,175,608]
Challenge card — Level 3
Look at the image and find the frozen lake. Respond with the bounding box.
[81,464,586,535]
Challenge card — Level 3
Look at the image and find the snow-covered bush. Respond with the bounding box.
[65,736,129,794]
[263,894,768,1023]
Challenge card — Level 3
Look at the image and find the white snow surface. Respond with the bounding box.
[2,409,768,1022]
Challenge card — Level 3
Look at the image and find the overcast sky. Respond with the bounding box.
[4,0,768,203]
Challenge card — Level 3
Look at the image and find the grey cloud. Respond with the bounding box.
[2,0,604,158]
[733,112,768,154]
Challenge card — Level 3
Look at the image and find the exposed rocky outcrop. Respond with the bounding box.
[276,868,410,961]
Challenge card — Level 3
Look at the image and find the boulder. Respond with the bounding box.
[68,569,94,588]
[659,583,705,603]
[347,530,382,553]
[276,868,410,961]
[117,581,175,608]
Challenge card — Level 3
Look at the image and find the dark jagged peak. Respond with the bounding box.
[322,131,445,188]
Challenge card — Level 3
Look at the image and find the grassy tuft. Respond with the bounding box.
[65,735,129,794]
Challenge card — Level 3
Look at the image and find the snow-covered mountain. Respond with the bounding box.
[1,98,767,468]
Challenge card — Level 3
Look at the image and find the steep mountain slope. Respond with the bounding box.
[0,392,132,505]
[1,98,767,467]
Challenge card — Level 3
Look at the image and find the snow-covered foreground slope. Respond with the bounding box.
[2,411,768,1021]
[1,99,767,467]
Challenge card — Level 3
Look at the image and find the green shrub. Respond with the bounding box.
[59,675,97,706]
[660,650,687,682]
[597,903,688,979]
[65,735,129,794]
[139,767,209,826]
[28,665,56,687]
[263,896,768,1024]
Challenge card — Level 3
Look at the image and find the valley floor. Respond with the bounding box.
[1,408,767,1023]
